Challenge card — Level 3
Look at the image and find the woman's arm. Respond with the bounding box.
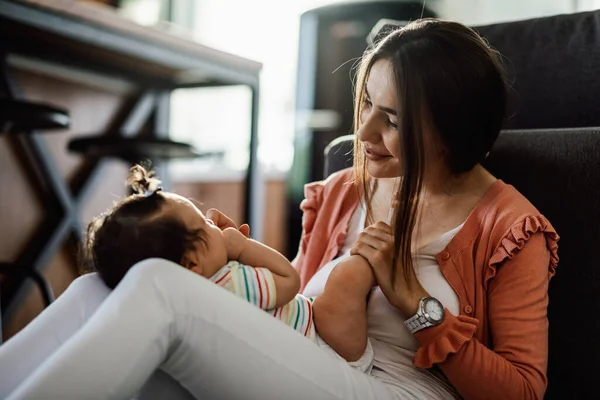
[351,221,553,400]
[224,228,300,308]
[413,232,552,400]
[312,255,375,361]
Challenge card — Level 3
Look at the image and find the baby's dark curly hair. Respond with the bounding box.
[79,164,205,289]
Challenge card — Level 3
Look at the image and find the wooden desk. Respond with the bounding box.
[0,0,263,331]
[1,0,262,86]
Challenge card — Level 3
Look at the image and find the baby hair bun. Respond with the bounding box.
[127,164,162,195]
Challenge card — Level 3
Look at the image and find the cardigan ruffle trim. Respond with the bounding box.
[487,215,559,281]
[413,312,479,369]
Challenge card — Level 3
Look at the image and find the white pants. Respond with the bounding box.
[0,267,193,400]
[0,259,412,400]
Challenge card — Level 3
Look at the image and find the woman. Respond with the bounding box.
[0,19,558,400]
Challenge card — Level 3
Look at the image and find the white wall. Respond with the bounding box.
[430,0,576,25]
[577,0,600,11]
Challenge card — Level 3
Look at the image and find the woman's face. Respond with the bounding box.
[357,59,401,179]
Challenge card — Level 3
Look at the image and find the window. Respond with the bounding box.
[169,85,252,182]
[166,0,337,181]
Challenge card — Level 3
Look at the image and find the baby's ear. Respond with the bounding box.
[189,265,204,276]
[181,253,202,275]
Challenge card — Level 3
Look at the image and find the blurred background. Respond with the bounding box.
[126,0,600,257]
[1,0,599,340]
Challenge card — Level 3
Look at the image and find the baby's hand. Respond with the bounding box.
[206,208,250,238]
[223,227,247,260]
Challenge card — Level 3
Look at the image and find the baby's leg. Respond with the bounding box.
[312,255,375,362]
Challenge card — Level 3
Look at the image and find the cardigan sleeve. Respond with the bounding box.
[292,180,325,286]
[298,181,325,256]
[413,218,558,400]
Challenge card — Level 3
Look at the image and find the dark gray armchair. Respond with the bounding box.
[324,127,600,400]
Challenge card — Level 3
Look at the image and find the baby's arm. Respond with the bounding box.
[312,255,375,362]
[223,228,300,308]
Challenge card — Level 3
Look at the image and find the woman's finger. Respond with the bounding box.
[350,241,374,259]
[355,232,391,253]
[369,221,393,234]
[351,241,391,269]
[352,242,399,299]
[360,226,393,244]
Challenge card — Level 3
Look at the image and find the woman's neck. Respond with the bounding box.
[375,176,401,196]
[423,164,495,201]
[367,165,495,224]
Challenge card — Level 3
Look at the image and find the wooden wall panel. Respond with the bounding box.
[1,67,129,340]
[173,181,245,231]
[79,161,130,226]
[15,69,127,181]
[3,246,79,340]
[263,180,288,255]
[0,136,44,260]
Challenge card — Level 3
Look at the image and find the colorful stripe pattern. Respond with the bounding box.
[269,293,316,342]
[210,261,316,341]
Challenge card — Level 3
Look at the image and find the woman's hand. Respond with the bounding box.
[206,208,250,238]
[350,221,429,317]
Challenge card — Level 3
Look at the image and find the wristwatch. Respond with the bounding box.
[404,297,445,334]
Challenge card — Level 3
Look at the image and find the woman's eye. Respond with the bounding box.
[387,120,398,129]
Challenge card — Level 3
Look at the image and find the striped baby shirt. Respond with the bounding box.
[210,261,316,341]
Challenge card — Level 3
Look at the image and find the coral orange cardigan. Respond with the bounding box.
[294,168,559,400]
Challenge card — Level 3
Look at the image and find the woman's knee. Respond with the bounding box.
[56,272,109,315]
[120,258,203,296]
[124,258,181,281]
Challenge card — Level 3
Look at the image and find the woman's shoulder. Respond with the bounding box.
[456,180,557,249]
[304,167,355,192]
[302,168,355,204]
[472,179,550,224]
[477,180,559,275]
[492,180,542,214]
[299,168,359,235]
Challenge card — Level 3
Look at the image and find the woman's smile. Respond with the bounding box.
[363,146,392,161]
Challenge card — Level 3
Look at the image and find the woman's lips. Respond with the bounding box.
[363,147,391,161]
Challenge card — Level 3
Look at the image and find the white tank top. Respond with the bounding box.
[303,203,462,399]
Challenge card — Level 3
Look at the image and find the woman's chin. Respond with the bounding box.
[366,162,400,179]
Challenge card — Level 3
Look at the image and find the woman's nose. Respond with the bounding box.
[357,111,381,143]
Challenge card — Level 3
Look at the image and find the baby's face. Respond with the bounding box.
[161,193,228,278]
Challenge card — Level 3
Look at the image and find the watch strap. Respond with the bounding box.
[404,297,442,334]
[405,311,432,334]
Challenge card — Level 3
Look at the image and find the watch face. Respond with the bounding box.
[423,298,445,323]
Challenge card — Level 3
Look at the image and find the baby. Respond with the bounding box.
[81,165,376,371]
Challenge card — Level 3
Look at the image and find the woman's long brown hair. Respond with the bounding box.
[353,19,507,285]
